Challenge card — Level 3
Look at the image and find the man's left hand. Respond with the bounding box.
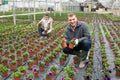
[75,39,79,46]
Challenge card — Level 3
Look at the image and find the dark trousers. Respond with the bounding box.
[38,28,44,36]
[63,39,92,54]
[38,28,49,37]
[38,28,51,37]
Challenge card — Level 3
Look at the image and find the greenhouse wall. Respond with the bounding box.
[108,9,120,16]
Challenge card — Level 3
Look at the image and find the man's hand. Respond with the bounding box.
[75,39,79,45]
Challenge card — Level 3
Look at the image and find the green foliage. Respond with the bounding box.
[10,60,16,65]
[39,62,45,67]
[12,71,23,77]
[17,57,22,60]
[28,60,33,64]
[59,56,65,60]
[26,74,34,80]
[2,58,8,62]
[73,56,79,60]
[17,66,27,72]
[69,40,75,45]
[38,51,43,55]
[0,75,2,79]
[23,52,29,57]
[0,64,9,72]
[16,49,21,53]
[44,57,50,62]
[33,56,38,60]
[10,53,15,58]
[0,48,3,52]
[64,65,75,77]
[50,64,57,71]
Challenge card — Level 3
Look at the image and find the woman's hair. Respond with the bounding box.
[45,12,50,17]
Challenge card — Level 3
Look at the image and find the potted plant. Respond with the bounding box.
[44,57,50,66]
[47,54,54,62]
[59,55,66,65]
[12,71,23,80]
[64,65,75,80]
[0,56,1,63]
[2,58,8,67]
[0,48,2,56]
[28,60,34,70]
[61,76,71,80]
[45,72,52,80]
[9,53,15,61]
[50,64,57,76]
[23,52,29,61]
[10,60,16,71]
[54,46,62,52]
[102,72,111,80]
[67,71,75,80]
[69,39,75,49]
[10,47,15,53]
[33,55,39,65]
[43,30,48,35]
[16,49,21,57]
[15,45,19,50]
[0,64,9,77]
[60,38,67,48]
[17,57,22,66]
[26,74,34,80]
[22,46,27,53]
[39,61,45,72]
[51,51,57,58]
[17,66,27,75]
[115,58,120,76]
[33,68,39,78]
[73,56,79,64]
[84,72,92,80]
[38,51,43,60]
[4,50,9,58]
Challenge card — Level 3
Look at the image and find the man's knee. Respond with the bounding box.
[63,47,72,54]
[82,39,92,51]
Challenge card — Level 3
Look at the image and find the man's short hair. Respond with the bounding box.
[68,13,76,17]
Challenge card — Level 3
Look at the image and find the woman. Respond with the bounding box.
[38,12,53,39]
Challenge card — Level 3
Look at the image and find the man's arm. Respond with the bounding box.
[64,29,70,44]
[78,22,91,42]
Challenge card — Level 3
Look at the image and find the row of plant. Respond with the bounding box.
[98,25,112,80]
[0,21,64,57]
[100,21,120,77]
[0,20,69,80]
[105,14,120,22]
[104,23,120,48]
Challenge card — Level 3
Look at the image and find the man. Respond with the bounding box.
[38,12,53,39]
[63,13,91,68]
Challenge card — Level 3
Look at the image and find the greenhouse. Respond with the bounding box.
[0,0,120,80]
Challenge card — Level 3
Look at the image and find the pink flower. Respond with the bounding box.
[61,76,64,80]
[29,49,33,53]
[73,68,78,72]
[72,38,76,40]
[33,69,37,73]
[49,72,52,77]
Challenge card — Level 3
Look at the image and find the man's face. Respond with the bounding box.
[45,16,49,20]
[68,15,77,27]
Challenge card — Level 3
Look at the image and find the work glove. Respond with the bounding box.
[75,39,79,45]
